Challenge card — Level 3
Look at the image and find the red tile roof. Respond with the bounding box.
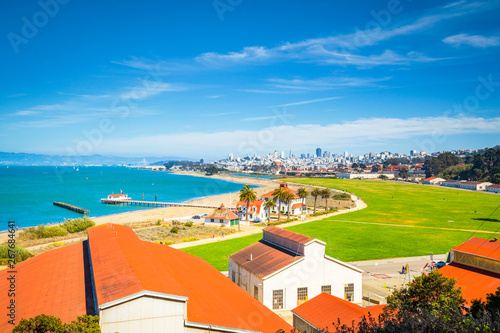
[260,187,299,198]
[452,237,500,261]
[89,224,290,331]
[109,193,127,197]
[293,293,384,330]
[424,177,438,181]
[487,184,500,188]
[440,263,500,305]
[204,205,240,220]
[228,240,304,278]
[0,243,88,331]
[291,203,306,209]
[236,199,264,214]
[264,226,314,245]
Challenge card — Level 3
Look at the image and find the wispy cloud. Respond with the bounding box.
[269,96,341,108]
[208,95,221,99]
[205,111,240,117]
[242,115,293,121]
[267,76,392,91]
[96,116,500,156]
[10,110,40,116]
[120,81,186,99]
[443,33,500,48]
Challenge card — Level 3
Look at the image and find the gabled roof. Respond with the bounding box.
[292,293,384,330]
[260,186,299,199]
[89,224,291,331]
[236,199,265,214]
[424,177,438,180]
[0,243,89,330]
[451,237,500,261]
[440,263,500,305]
[291,203,306,209]
[264,226,314,245]
[487,184,500,188]
[228,240,304,278]
[205,204,240,220]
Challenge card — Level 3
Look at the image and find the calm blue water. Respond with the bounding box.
[229,173,277,179]
[0,166,247,229]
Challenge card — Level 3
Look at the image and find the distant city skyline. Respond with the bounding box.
[1,1,499,159]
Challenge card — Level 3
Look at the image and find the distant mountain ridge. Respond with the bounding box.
[0,152,196,166]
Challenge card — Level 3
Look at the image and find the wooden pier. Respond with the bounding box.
[53,202,90,215]
[101,198,233,209]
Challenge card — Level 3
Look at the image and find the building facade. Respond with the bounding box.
[228,227,363,314]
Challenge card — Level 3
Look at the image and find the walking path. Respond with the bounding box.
[171,192,366,249]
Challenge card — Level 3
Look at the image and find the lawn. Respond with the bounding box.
[182,178,500,271]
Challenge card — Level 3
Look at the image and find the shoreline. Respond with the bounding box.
[0,172,278,244]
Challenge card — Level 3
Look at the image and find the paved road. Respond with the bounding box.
[349,254,448,276]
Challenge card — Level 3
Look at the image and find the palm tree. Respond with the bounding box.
[272,187,286,222]
[311,188,320,214]
[297,187,309,215]
[282,191,295,220]
[263,199,276,224]
[320,188,332,212]
[239,185,257,230]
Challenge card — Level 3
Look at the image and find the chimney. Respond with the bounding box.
[250,253,253,261]
[493,237,499,242]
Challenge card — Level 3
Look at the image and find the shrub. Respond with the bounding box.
[181,237,199,242]
[61,217,95,233]
[170,227,179,234]
[0,245,34,264]
[18,225,69,240]
[184,221,194,227]
[332,192,351,200]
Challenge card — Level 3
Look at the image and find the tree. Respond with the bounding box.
[13,315,101,333]
[399,168,409,179]
[282,191,295,219]
[297,187,309,215]
[426,152,461,176]
[384,271,465,321]
[263,199,276,224]
[205,165,219,175]
[320,188,331,212]
[371,165,381,173]
[13,314,65,333]
[471,288,500,319]
[239,185,257,228]
[311,188,321,214]
[272,187,286,222]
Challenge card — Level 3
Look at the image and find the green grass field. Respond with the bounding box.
[182,178,500,271]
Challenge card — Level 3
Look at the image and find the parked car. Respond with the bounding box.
[432,261,447,269]
[192,215,201,219]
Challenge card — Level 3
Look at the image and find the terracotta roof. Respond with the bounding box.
[229,240,304,278]
[487,184,500,188]
[89,224,291,331]
[452,237,500,261]
[460,181,483,185]
[424,177,438,180]
[0,243,89,331]
[109,193,127,197]
[291,203,306,209]
[440,263,500,305]
[236,199,264,214]
[264,226,314,245]
[293,293,384,330]
[205,205,240,220]
[260,187,299,198]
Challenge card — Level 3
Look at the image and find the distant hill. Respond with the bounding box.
[0,152,196,166]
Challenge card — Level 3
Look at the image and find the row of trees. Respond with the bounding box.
[239,185,352,224]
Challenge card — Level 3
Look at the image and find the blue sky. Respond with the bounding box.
[1,0,499,160]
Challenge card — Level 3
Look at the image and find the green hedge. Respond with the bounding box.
[18,217,95,241]
[0,245,34,264]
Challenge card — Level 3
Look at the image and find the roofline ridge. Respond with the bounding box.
[99,290,189,310]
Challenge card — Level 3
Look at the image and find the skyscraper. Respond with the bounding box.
[316,148,322,157]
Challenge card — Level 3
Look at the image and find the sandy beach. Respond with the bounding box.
[0,172,279,244]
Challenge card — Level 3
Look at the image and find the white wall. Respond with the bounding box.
[100,296,186,333]
[261,242,362,311]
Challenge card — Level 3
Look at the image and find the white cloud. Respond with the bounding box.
[10,110,40,116]
[269,96,341,108]
[267,76,392,91]
[443,34,500,48]
[95,116,500,156]
[120,81,186,99]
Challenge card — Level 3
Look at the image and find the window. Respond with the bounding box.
[254,286,259,300]
[232,271,235,283]
[321,285,331,294]
[210,218,214,222]
[272,289,284,310]
[344,283,354,302]
[297,287,308,306]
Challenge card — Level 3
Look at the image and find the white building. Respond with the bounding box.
[458,181,492,191]
[204,203,240,227]
[422,177,445,185]
[486,184,500,193]
[441,179,461,188]
[236,182,306,222]
[228,227,363,315]
[335,172,395,179]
